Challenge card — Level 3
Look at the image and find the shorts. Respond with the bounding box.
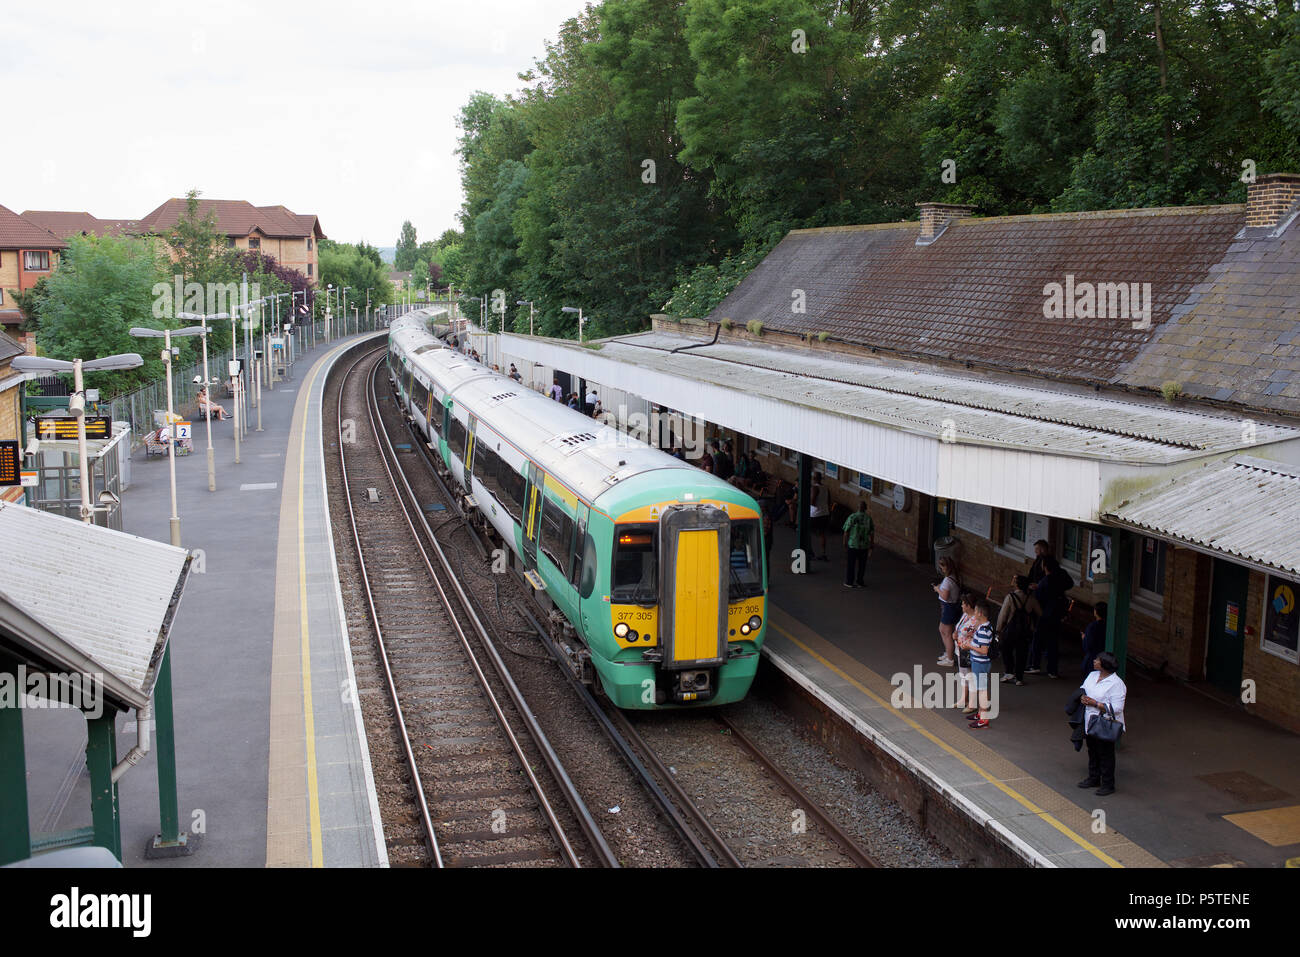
[939,601,961,626]
[971,659,991,690]
[810,514,828,532]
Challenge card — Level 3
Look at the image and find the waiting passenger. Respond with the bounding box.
[1081,602,1107,680]
[953,593,979,713]
[550,378,563,401]
[997,574,1040,686]
[808,471,829,561]
[1027,556,1074,678]
[933,557,961,666]
[197,387,229,421]
[964,599,997,729]
[1078,651,1126,795]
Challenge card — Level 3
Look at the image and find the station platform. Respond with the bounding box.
[761,523,1300,868]
[21,332,388,867]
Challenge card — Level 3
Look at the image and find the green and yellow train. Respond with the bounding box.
[387,312,767,708]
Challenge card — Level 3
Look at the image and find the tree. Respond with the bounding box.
[356,240,383,268]
[38,235,173,395]
[166,189,225,286]
[7,277,50,334]
[394,221,418,271]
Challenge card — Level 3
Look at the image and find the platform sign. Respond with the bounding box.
[20,471,37,487]
[174,421,192,440]
[0,441,19,486]
[36,416,111,441]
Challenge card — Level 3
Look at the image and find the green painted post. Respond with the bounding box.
[85,710,121,860]
[0,657,31,865]
[154,645,182,844]
[1106,529,1133,680]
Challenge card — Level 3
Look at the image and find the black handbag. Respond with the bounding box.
[1087,702,1123,742]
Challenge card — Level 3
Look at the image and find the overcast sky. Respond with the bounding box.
[3,0,592,247]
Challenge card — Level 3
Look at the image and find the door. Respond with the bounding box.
[522,464,542,571]
[1206,558,1249,696]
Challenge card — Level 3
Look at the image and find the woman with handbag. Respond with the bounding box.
[1078,651,1126,796]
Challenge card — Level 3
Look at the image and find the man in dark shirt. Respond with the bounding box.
[1027,556,1073,677]
[1081,602,1107,680]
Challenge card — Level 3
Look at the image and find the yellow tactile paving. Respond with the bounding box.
[769,606,1166,868]
[1223,805,1300,847]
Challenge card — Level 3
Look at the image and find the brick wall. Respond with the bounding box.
[1245,173,1300,229]
[1243,572,1300,734]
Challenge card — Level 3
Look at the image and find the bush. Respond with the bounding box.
[1160,381,1183,402]
[746,319,764,336]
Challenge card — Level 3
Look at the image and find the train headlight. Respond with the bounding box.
[748,615,762,631]
[615,622,630,638]
[740,623,751,635]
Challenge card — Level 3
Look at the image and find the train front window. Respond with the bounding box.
[612,524,657,603]
[728,519,763,598]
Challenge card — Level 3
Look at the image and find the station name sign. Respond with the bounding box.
[36,416,111,441]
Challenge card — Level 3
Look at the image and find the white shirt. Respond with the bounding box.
[1081,670,1127,730]
[585,390,597,405]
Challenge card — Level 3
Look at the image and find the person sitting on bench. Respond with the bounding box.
[197,387,230,420]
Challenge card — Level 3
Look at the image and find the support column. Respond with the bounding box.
[0,656,31,865]
[146,645,196,857]
[796,452,811,564]
[1106,528,1133,680]
[86,709,121,861]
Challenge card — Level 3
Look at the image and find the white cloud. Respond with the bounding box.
[3,0,594,245]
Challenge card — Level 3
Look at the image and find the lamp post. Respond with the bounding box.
[177,311,224,492]
[130,326,208,546]
[325,284,334,342]
[516,300,534,336]
[342,287,351,336]
[12,353,143,525]
[561,305,585,343]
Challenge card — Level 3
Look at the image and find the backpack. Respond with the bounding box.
[1002,592,1032,646]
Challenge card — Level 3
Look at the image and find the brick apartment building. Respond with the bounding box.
[0,204,65,342]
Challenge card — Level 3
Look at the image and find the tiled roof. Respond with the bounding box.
[138,198,315,238]
[708,206,1244,387]
[0,204,66,250]
[21,210,142,239]
[1121,199,1300,415]
[0,328,23,364]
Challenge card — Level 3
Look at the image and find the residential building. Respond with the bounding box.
[136,199,324,281]
[0,204,65,341]
[0,329,26,504]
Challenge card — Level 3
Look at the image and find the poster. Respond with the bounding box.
[1262,575,1299,664]
[1087,531,1112,583]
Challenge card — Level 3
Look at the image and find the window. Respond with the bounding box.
[1007,511,1027,546]
[412,378,430,418]
[248,237,261,250]
[473,441,523,525]
[857,472,873,492]
[727,520,764,598]
[611,523,657,602]
[1061,523,1085,566]
[1137,537,1167,596]
[952,501,991,538]
[539,494,576,576]
[447,413,467,460]
[226,237,236,247]
[308,238,313,251]
[307,263,313,276]
[873,478,897,508]
[24,251,50,271]
[1086,531,1111,583]
[0,289,4,306]
[783,447,797,465]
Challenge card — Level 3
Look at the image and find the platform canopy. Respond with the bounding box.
[0,502,190,711]
[503,330,1300,524]
[1102,455,1300,579]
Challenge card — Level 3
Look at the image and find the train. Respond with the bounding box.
[385,309,767,709]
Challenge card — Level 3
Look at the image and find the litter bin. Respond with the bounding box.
[933,535,962,575]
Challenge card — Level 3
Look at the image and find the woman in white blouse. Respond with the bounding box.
[1078,650,1126,797]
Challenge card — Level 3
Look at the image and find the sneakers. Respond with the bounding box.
[1025,667,1042,675]
[1077,778,1100,789]
[1015,680,1025,686]
[1000,675,1015,683]
[1095,786,1116,797]
[968,719,989,729]
[936,656,955,666]
[1047,672,1059,679]
[960,706,976,715]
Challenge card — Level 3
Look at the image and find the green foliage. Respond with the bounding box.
[1161,380,1183,402]
[8,277,50,334]
[719,317,733,330]
[356,241,384,268]
[319,244,395,306]
[38,235,173,394]
[394,221,419,271]
[450,0,1299,332]
[746,319,764,336]
[166,189,224,285]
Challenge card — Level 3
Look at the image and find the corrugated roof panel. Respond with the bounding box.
[0,501,189,695]
[1104,456,1300,576]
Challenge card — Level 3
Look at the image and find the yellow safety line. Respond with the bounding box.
[296,340,353,867]
[770,618,1124,868]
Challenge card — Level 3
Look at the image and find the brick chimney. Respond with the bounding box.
[916,202,976,245]
[1246,173,1300,229]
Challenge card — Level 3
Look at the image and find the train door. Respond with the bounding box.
[1206,558,1249,695]
[522,463,542,571]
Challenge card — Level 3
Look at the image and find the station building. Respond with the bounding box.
[498,174,1300,734]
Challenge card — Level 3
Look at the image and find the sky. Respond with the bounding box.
[2,0,592,247]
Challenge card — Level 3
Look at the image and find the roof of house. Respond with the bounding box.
[1120,207,1300,414]
[0,328,24,364]
[21,210,142,239]
[708,204,1247,393]
[389,271,412,281]
[138,198,323,239]
[0,204,66,250]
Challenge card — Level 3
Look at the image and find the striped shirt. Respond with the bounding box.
[970,622,993,665]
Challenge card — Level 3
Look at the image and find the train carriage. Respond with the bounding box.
[388,311,767,709]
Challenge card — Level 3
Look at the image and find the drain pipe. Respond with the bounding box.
[670,321,720,354]
[111,700,152,783]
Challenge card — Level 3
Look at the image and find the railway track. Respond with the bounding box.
[335,346,616,867]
